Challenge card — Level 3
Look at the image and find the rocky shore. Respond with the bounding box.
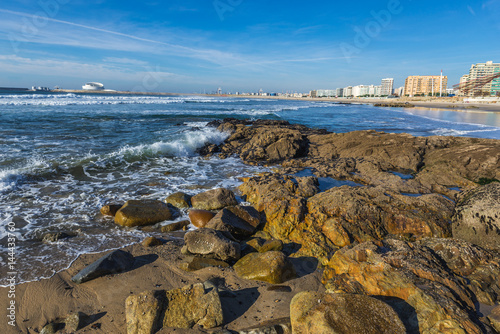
[2,119,500,333]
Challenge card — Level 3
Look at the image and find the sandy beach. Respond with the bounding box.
[0,237,323,333]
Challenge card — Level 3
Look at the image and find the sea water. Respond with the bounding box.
[1,93,499,286]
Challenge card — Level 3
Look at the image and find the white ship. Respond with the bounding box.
[82,82,105,91]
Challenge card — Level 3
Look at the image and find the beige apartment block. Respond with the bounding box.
[404,75,448,97]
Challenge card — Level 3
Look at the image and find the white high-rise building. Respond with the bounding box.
[352,85,370,97]
[380,78,394,96]
[343,86,353,97]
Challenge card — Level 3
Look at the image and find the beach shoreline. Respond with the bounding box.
[52,89,500,113]
[2,118,499,333]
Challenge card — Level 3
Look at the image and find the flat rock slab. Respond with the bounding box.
[71,250,134,284]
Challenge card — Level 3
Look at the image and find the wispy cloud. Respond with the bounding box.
[0,8,246,66]
[0,54,185,83]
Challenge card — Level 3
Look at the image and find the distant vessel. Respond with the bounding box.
[82,82,105,91]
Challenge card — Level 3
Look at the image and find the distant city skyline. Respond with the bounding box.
[0,0,499,93]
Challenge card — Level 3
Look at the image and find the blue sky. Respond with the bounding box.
[0,0,499,93]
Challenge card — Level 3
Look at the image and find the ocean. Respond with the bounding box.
[1,92,499,286]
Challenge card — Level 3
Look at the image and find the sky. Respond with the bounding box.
[0,0,499,93]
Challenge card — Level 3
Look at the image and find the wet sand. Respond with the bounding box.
[0,235,323,333]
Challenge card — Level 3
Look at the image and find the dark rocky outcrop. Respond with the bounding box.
[452,182,500,250]
[191,188,238,210]
[71,250,134,284]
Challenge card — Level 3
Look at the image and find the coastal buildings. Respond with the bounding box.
[336,88,343,97]
[404,75,448,97]
[459,61,500,96]
[394,87,405,97]
[310,89,336,98]
[380,78,394,96]
[343,86,353,97]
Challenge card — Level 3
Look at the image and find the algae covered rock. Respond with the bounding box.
[290,292,406,334]
[165,192,191,209]
[183,228,240,262]
[452,182,500,250]
[125,283,223,333]
[115,200,172,227]
[191,188,238,210]
[233,251,296,284]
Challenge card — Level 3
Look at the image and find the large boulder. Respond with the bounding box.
[71,250,134,284]
[233,251,296,284]
[188,209,215,228]
[205,206,260,239]
[452,183,500,250]
[165,192,191,209]
[322,239,492,333]
[115,200,172,227]
[183,228,240,262]
[191,188,238,210]
[290,292,406,334]
[125,283,223,333]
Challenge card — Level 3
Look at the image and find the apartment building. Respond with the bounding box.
[460,61,500,96]
[380,78,394,96]
[404,75,448,97]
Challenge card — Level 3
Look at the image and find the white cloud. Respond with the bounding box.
[0,54,186,84]
[0,9,247,66]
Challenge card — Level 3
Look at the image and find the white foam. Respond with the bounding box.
[109,128,229,160]
[431,128,499,136]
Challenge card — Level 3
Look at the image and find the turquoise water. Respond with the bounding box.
[1,93,499,285]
